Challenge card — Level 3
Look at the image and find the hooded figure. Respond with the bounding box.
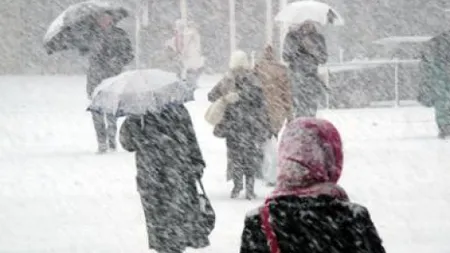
[282,21,328,118]
[255,45,293,136]
[239,118,386,253]
[119,104,208,253]
[86,13,134,153]
[211,50,271,199]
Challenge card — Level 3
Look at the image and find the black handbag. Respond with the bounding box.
[197,179,216,235]
[188,178,216,249]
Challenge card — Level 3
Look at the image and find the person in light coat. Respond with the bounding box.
[166,20,205,84]
[255,45,293,136]
[254,45,293,186]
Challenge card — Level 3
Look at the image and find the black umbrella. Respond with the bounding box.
[43,1,129,55]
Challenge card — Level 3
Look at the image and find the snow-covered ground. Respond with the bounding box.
[0,75,449,253]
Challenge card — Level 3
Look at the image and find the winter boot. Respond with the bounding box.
[97,143,108,154]
[245,191,257,200]
[230,187,241,199]
[108,139,117,151]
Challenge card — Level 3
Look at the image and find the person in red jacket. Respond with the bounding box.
[239,118,386,253]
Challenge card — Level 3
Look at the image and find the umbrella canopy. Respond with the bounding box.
[44,1,128,55]
[275,0,344,26]
[88,69,196,116]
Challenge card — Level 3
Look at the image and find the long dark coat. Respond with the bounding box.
[86,26,134,98]
[213,70,271,180]
[240,195,386,253]
[282,28,327,74]
[119,104,207,252]
[282,28,328,117]
[418,32,450,130]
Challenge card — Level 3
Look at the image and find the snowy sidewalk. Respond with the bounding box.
[0,75,449,252]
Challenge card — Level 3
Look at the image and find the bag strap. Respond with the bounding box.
[260,201,281,253]
[196,178,208,197]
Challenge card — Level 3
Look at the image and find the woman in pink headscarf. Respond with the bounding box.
[239,118,386,253]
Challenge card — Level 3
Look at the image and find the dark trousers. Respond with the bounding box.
[91,111,117,150]
[232,167,255,194]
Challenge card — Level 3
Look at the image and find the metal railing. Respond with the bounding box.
[320,59,421,108]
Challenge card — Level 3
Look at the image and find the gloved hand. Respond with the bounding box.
[224,92,240,104]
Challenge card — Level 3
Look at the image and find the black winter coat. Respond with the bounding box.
[282,30,327,74]
[240,195,386,253]
[214,71,271,180]
[86,26,134,98]
[119,104,207,251]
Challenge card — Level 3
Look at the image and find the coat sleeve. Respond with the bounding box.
[213,106,232,138]
[180,106,206,172]
[208,76,231,102]
[282,33,295,64]
[119,118,138,152]
[357,208,386,253]
[253,88,272,140]
[308,34,328,65]
[240,215,271,253]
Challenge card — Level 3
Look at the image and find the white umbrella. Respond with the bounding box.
[275,0,344,26]
[88,69,196,116]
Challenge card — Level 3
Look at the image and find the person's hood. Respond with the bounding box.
[276,118,343,189]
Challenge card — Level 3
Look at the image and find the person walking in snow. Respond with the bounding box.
[418,32,450,138]
[119,104,209,253]
[239,118,386,253]
[254,45,293,186]
[166,19,205,85]
[282,21,328,118]
[255,45,293,137]
[86,13,134,153]
[211,50,271,199]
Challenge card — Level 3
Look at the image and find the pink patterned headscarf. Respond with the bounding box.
[274,118,344,194]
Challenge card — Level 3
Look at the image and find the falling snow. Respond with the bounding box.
[1,1,450,253]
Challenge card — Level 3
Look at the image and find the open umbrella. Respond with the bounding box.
[275,0,344,26]
[44,0,128,55]
[88,69,196,116]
